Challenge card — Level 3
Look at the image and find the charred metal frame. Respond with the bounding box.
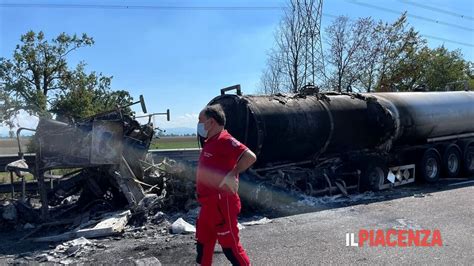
[3,95,173,221]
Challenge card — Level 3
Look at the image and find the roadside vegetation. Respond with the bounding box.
[260,1,473,94]
[150,136,199,149]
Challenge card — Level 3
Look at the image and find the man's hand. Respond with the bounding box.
[219,150,256,194]
[219,170,239,193]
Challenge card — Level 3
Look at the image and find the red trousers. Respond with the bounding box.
[196,193,250,266]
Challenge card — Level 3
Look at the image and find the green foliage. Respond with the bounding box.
[0,30,133,125]
[421,47,471,90]
[355,13,426,92]
[0,31,94,118]
[261,8,473,93]
[382,46,471,91]
[150,137,199,150]
[50,63,133,121]
[0,172,34,184]
[26,135,37,153]
[467,62,474,89]
[331,13,473,92]
[0,66,22,128]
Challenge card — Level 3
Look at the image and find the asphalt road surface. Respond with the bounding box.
[1,179,472,265]
[212,181,474,265]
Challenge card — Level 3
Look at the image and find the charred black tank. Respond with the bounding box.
[208,92,396,166]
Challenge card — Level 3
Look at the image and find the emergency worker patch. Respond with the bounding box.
[230,138,241,147]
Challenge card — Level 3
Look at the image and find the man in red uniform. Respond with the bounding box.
[195,104,256,266]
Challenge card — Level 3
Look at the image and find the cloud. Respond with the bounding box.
[0,110,39,136]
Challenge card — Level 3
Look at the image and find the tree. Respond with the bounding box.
[0,31,133,126]
[325,16,374,92]
[260,0,325,94]
[0,88,17,127]
[277,0,307,93]
[323,13,425,92]
[259,50,286,95]
[327,14,472,92]
[0,31,94,118]
[50,63,133,121]
[362,41,472,92]
[360,13,425,92]
[261,5,473,94]
[466,62,474,90]
[420,46,471,91]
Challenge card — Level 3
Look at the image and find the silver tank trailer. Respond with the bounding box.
[371,91,474,145]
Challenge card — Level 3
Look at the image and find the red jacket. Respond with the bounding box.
[196,130,248,197]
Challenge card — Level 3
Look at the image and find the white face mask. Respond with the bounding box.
[197,122,208,138]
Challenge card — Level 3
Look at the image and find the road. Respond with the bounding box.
[1,179,473,265]
[211,181,474,265]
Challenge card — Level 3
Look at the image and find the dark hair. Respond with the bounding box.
[202,104,226,126]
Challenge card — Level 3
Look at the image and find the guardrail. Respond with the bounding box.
[0,148,201,172]
[0,154,36,172]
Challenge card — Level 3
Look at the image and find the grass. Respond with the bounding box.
[150,136,199,149]
[0,172,34,183]
[0,169,79,184]
[0,138,31,155]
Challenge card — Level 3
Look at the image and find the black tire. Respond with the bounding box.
[442,145,462,178]
[462,145,474,176]
[418,148,441,183]
[360,159,388,191]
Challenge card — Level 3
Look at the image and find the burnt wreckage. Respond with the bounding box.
[4,96,185,221]
[209,85,474,207]
[36,107,151,217]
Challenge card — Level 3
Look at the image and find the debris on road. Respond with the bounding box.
[170,218,196,234]
[33,210,131,242]
[152,211,167,224]
[34,236,98,263]
[134,256,162,266]
[0,95,201,253]
[241,217,272,226]
[413,193,432,198]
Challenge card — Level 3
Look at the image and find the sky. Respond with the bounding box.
[0,0,473,136]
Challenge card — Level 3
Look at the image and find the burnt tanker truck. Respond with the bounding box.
[206,85,474,198]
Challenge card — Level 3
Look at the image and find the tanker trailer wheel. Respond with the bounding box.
[418,148,441,183]
[462,145,474,176]
[442,145,461,178]
[359,158,388,191]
